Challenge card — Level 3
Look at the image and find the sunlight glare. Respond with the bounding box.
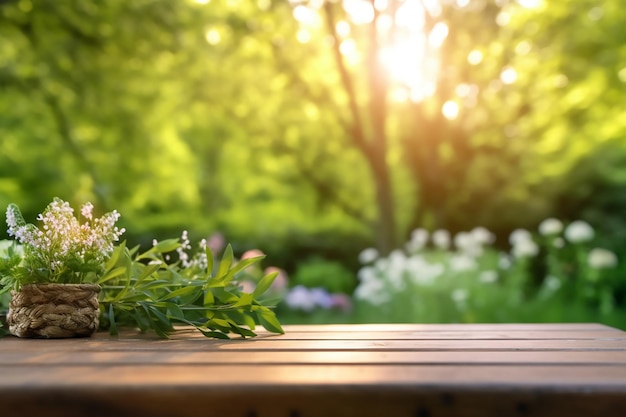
[517,0,542,9]
[391,87,410,103]
[396,0,425,29]
[374,0,389,12]
[428,22,448,48]
[380,37,425,89]
[467,50,483,65]
[376,14,394,34]
[297,29,311,43]
[423,0,442,17]
[293,5,321,27]
[500,66,518,84]
[496,11,510,26]
[619,67,626,83]
[336,20,351,38]
[340,39,359,63]
[455,83,471,97]
[343,0,375,25]
[410,82,436,102]
[515,40,532,55]
[442,101,459,120]
[205,29,221,45]
[194,0,210,4]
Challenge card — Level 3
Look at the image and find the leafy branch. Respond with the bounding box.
[97,240,284,339]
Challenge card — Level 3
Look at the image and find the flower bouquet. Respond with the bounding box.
[0,198,284,339]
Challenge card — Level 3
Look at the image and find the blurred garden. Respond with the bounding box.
[1,0,625,329]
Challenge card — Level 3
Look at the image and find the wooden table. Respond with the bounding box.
[0,323,625,417]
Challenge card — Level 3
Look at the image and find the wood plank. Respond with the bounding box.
[1,337,625,352]
[1,364,626,388]
[280,323,621,332]
[2,349,626,366]
[208,330,626,340]
[0,387,624,417]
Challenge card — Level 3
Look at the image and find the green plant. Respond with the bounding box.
[1,198,125,288]
[0,199,284,339]
[292,256,355,294]
[97,239,283,339]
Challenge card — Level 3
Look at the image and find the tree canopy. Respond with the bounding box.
[1,0,625,265]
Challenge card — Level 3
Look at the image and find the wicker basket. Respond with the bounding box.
[7,283,101,338]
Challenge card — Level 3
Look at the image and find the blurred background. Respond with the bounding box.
[1,0,625,328]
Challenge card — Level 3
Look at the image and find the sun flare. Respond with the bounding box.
[292,1,446,103]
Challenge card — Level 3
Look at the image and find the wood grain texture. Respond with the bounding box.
[1,323,625,417]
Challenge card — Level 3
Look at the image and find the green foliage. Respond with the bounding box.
[351,223,625,329]
[1,0,626,316]
[98,241,283,339]
[292,256,356,294]
[1,199,124,289]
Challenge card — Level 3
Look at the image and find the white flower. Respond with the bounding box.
[470,227,495,245]
[543,275,561,292]
[509,228,532,246]
[80,202,94,220]
[358,247,379,264]
[453,232,472,251]
[588,248,618,269]
[553,237,565,248]
[354,278,390,305]
[512,238,539,258]
[406,228,429,252]
[538,218,563,236]
[432,229,450,250]
[564,220,594,243]
[451,288,469,303]
[449,254,476,271]
[479,270,498,283]
[499,254,512,270]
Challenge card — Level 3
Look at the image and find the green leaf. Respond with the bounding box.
[215,244,234,279]
[228,255,265,278]
[97,266,127,285]
[198,330,230,339]
[233,292,253,308]
[256,308,284,334]
[253,270,278,298]
[205,245,214,275]
[108,303,118,336]
[104,242,125,272]
[165,302,185,321]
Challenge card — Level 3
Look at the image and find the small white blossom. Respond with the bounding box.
[479,270,498,283]
[5,198,125,282]
[538,218,563,236]
[512,238,539,258]
[406,228,428,252]
[432,229,451,250]
[451,288,469,304]
[509,228,532,246]
[449,254,477,271]
[470,227,495,245]
[543,275,561,292]
[80,202,94,220]
[564,220,594,243]
[358,247,379,264]
[588,248,618,269]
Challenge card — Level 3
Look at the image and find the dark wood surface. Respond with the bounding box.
[1,323,625,417]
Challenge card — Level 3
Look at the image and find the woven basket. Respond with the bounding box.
[7,283,101,338]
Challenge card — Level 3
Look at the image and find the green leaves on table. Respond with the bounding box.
[98,241,284,339]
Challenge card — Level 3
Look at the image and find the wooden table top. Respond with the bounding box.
[1,323,625,417]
